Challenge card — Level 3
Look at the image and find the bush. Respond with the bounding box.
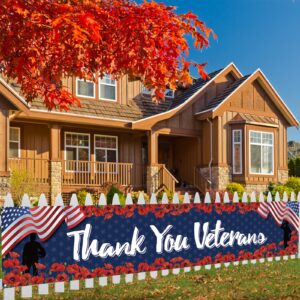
[156,188,174,203]
[267,182,276,197]
[106,185,125,205]
[273,185,293,198]
[9,169,42,205]
[226,182,245,198]
[295,157,300,177]
[288,159,296,177]
[285,177,300,194]
[130,191,150,204]
[77,189,96,205]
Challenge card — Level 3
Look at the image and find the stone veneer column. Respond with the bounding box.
[277,169,289,184]
[0,175,10,203]
[50,125,62,204]
[146,130,159,194]
[50,161,62,205]
[0,99,10,202]
[200,165,232,190]
[146,165,159,194]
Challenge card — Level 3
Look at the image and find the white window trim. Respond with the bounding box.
[94,134,118,174]
[249,130,274,176]
[99,76,117,102]
[9,127,21,159]
[232,129,242,175]
[64,132,90,173]
[76,78,96,99]
[142,86,175,99]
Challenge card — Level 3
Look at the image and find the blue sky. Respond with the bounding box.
[161,0,300,141]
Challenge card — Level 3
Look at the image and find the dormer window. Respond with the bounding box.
[142,86,175,98]
[165,89,175,98]
[76,78,95,98]
[75,74,117,101]
[99,74,117,101]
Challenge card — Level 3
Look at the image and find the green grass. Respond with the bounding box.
[1,259,300,300]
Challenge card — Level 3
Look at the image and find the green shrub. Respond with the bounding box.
[77,190,96,205]
[130,191,150,204]
[156,188,174,203]
[226,182,245,198]
[285,177,300,194]
[273,185,293,198]
[9,169,42,205]
[288,158,296,177]
[106,185,125,205]
[267,182,276,197]
[295,157,300,177]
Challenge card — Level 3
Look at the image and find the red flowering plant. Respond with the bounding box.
[3,272,22,287]
[138,262,150,272]
[2,251,34,287]
[170,257,184,268]
[50,262,65,273]
[56,273,69,282]
[31,276,45,285]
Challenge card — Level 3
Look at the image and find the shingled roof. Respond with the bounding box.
[3,68,224,122]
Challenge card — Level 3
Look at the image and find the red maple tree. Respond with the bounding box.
[0,0,215,110]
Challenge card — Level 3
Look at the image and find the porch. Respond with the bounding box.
[8,158,178,200]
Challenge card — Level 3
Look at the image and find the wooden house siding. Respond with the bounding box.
[215,79,289,185]
[64,75,143,106]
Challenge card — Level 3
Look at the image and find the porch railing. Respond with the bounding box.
[8,158,50,184]
[62,160,146,188]
[194,166,210,193]
[157,164,178,193]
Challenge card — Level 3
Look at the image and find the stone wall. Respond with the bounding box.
[146,165,159,194]
[244,184,268,194]
[277,169,289,184]
[50,161,62,204]
[200,166,232,190]
[0,174,10,204]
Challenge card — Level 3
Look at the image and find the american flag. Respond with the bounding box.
[1,206,85,256]
[257,201,299,231]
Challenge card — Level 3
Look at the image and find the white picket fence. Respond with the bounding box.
[1,190,300,299]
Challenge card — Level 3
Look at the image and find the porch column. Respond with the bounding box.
[50,125,62,204]
[146,131,159,194]
[0,101,10,201]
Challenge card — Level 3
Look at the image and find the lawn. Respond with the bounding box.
[1,259,300,300]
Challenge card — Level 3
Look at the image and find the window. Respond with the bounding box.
[9,127,20,158]
[95,135,118,163]
[99,74,117,101]
[76,78,95,98]
[250,131,274,175]
[95,135,118,173]
[65,133,90,171]
[232,129,242,174]
[142,86,175,98]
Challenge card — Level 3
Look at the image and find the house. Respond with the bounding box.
[288,140,300,159]
[0,63,298,203]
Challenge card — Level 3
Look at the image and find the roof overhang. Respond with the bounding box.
[17,109,131,128]
[195,69,299,128]
[0,78,30,113]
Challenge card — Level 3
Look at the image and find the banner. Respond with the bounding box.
[1,202,299,287]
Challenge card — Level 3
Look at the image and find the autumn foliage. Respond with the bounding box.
[0,0,214,110]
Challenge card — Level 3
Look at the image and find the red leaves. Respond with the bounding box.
[0,0,214,110]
